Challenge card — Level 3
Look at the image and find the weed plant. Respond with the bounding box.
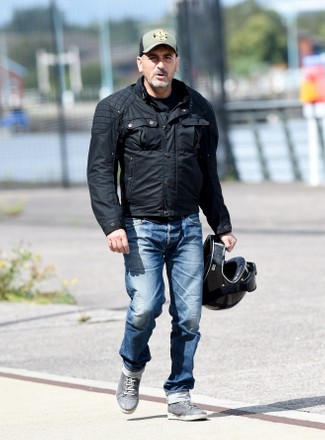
[0,245,76,304]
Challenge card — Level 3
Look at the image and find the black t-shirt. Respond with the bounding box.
[149,87,181,112]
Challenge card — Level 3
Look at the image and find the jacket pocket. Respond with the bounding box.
[123,118,161,151]
[179,117,209,150]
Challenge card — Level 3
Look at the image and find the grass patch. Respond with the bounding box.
[0,196,26,217]
[0,244,76,304]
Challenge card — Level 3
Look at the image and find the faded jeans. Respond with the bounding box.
[120,214,203,394]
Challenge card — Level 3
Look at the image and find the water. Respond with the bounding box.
[0,131,90,185]
[0,118,324,185]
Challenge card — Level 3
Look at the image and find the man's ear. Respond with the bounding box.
[137,56,143,73]
[175,56,180,72]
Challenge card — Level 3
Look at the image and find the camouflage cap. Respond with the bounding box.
[139,29,178,56]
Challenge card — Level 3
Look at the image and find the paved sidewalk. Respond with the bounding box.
[1,183,325,438]
[1,368,325,440]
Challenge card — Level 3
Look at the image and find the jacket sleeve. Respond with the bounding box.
[87,98,124,236]
[198,100,233,236]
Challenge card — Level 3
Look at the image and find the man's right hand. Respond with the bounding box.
[107,229,130,254]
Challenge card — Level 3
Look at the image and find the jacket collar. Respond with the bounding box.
[134,76,191,109]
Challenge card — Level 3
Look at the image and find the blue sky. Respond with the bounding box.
[1,0,324,27]
[0,0,242,26]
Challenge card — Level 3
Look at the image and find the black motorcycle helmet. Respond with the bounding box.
[203,235,257,310]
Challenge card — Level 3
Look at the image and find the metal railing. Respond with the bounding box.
[226,99,310,182]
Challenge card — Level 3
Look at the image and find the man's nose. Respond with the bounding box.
[157,60,165,68]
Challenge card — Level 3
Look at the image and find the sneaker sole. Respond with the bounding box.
[116,397,139,414]
[167,412,208,421]
[120,406,138,415]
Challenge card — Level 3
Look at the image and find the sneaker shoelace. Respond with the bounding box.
[124,376,138,396]
[183,401,196,409]
[178,401,202,413]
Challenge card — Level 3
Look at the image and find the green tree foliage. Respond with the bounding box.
[110,19,140,45]
[5,6,65,33]
[81,62,101,86]
[3,1,325,89]
[9,34,53,88]
[298,12,325,48]
[225,0,287,75]
[4,6,142,89]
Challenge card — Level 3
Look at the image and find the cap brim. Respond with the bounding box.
[142,42,177,54]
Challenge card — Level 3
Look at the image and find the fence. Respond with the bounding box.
[1,0,325,187]
[1,97,325,187]
[228,99,325,183]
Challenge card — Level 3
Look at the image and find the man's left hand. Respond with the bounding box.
[219,233,237,252]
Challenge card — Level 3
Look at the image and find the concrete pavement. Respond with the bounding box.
[1,182,325,438]
[1,368,325,440]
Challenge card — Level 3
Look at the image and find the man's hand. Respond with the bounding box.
[219,232,237,252]
[107,229,130,254]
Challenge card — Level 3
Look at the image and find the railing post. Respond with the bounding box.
[278,109,302,180]
[248,112,271,181]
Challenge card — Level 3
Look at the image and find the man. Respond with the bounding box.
[87,29,237,421]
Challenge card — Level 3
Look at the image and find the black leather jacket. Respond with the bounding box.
[87,77,232,236]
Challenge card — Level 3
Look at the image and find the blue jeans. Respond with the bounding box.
[120,214,203,394]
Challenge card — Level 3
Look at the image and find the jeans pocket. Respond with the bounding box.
[125,218,143,229]
[185,214,201,226]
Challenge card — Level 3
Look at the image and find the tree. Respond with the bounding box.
[298,11,325,49]
[109,19,139,45]
[5,6,65,33]
[225,0,287,75]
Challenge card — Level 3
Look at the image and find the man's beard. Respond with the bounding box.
[149,78,170,90]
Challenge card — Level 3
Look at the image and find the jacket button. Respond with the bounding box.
[128,123,133,128]
[149,120,155,125]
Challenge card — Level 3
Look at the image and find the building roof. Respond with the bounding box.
[0,57,28,77]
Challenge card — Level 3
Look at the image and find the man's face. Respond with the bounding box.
[137,45,179,98]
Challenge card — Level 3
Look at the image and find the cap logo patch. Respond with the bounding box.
[153,30,168,42]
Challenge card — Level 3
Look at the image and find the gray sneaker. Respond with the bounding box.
[116,372,141,414]
[167,400,208,421]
